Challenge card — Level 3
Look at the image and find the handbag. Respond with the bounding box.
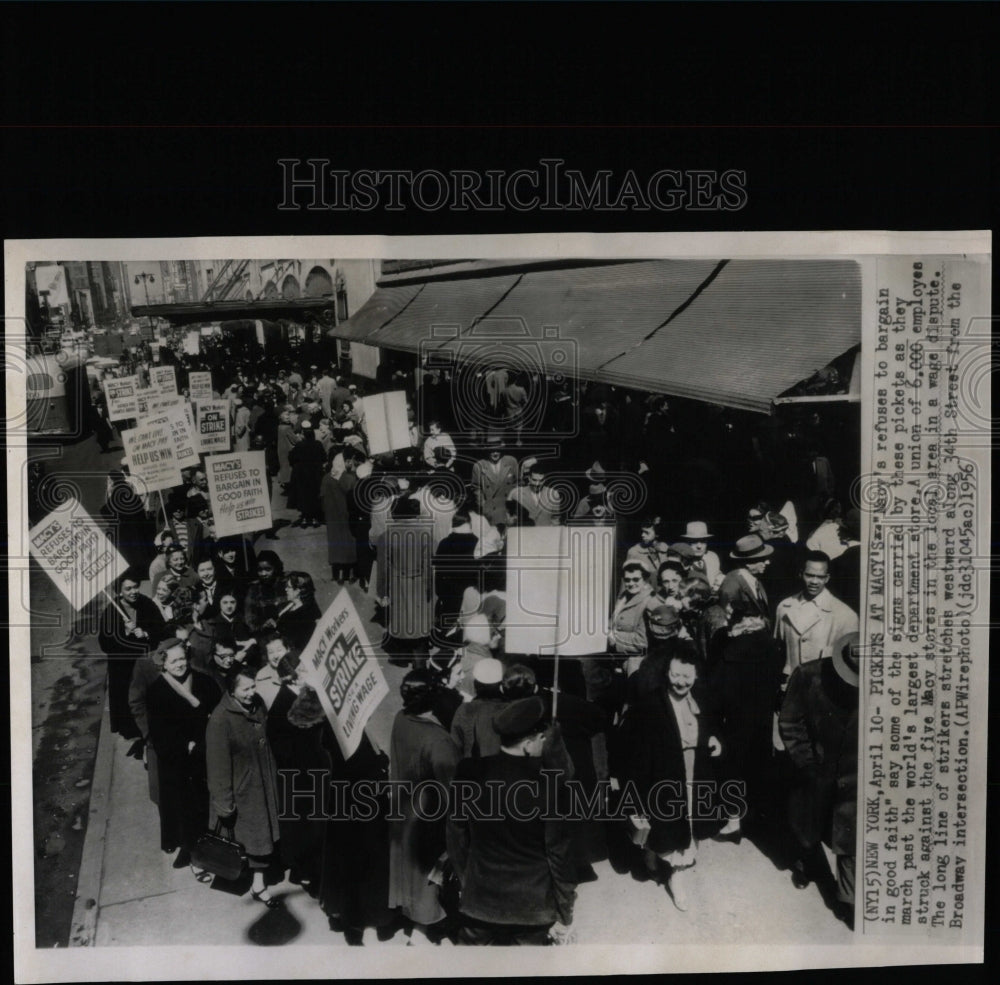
[627,815,651,848]
[191,820,247,881]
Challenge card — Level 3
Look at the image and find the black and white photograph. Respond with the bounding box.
[7,236,988,980]
[3,8,995,980]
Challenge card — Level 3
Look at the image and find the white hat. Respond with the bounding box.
[681,520,713,540]
[472,658,504,685]
[300,419,313,429]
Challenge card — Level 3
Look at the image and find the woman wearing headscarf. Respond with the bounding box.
[146,637,219,869]
[288,421,326,528]
[388,669,461,945]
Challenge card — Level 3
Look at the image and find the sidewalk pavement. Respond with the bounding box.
[69,483,853,947]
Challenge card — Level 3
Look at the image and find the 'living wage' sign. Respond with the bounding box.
[298,588,389,757]
[205,450,272,538]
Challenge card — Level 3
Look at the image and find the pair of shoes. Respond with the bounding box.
[575,864,599,884]
[311,520,322,528]
[714,827,742,846]
[250,888,281,909]
[172,849,192,869]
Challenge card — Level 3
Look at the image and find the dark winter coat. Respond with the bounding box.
[707,627,784,809]
[621,676,722,855]
[287,434,326,516]
[778,658,858,854]
[286,686,394,930]
[321,472,357,566]
[388,712,460,925]
[446,753,577,926]
[146,670,219,852]
[205,691,281,856]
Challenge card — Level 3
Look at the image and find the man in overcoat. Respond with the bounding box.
[447,696,577,945]
[778,632,859,927]
[470,434,519,527]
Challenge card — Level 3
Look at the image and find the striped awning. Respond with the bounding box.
[330,258,861,414]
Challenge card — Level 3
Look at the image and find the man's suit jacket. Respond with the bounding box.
[610,584,653,655]
[471,456,519,527]
[718,567,770,625]
[447,753,576,927]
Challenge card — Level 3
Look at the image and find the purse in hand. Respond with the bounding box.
[627,815,651,849]
[191,820,247,881]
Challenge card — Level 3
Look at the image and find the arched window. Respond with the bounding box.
[304,266,334,298]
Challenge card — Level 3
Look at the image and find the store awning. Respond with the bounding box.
[331,258,861,414]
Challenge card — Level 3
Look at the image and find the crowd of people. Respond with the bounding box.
[90,342,863,944]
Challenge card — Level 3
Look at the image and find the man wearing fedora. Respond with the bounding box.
[774,550,859,678]
[470,434,519,528]
[778,632,860,928]
[679,521,723,589]
[573,463,614,522]
[718,534,774,628]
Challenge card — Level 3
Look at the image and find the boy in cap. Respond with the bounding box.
[447,696,577,945]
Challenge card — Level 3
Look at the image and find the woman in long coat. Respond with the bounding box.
[622,642,723,910]
[707,603,784,838]
[264,665,327,888]
[287,424,325,526]
[321,456,357,583]
[206,664,282,906]
[284,684,394,943]
[276,411,300,488]
[146,638,219,867]
[388,670,461,943]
